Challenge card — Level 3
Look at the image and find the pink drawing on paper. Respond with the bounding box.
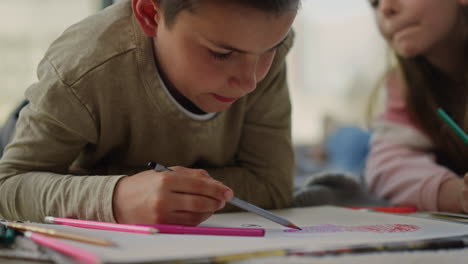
[284,224,420,233]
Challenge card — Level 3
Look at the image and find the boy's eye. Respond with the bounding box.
[209,50,233,61]
[369,0,379,8]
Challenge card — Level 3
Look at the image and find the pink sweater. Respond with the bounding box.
[365,73,459,211]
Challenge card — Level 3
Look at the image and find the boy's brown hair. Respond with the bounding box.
[154,0,300,28]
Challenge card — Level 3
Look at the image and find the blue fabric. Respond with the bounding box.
[324,126,371,176]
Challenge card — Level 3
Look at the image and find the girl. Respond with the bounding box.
[365,0,468,212]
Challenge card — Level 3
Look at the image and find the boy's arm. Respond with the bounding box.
[0,60,124,223]
[206,55,294,211]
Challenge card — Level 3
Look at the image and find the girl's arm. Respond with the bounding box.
[365,128,460,211]
[438,176,463,212]
[365,72,462,212]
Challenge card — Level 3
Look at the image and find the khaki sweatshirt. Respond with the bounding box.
[0,0,295,223]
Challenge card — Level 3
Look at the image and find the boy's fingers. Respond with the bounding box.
[172,192,223,214]
[169,211,213,226]
[170,167,212,180]
[168,176,233,201]
[190,169,212,180]
[157,167,233,199]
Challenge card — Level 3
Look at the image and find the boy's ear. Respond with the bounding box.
[132,0,162,37]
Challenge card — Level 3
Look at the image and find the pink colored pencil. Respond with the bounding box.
[45,217,158,234]
[138,224,265,237]
[25,231,100,264]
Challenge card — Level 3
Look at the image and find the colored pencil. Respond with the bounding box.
[148,162,302,230]
[5,222,113,246]
[137,224,264,236]
[437,108,468,145]
[346,206,417,213]
[289,237,468,256]
[24,231,101,264]
[45,217,158,234]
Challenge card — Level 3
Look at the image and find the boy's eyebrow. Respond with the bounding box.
[210,33,289,54]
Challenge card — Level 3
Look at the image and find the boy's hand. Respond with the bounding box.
[112,167,233,225]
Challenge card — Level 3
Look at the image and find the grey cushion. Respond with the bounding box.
[293,171,388,207]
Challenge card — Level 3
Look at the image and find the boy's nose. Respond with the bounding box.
[238,71,257,94]
[229,60,257,94]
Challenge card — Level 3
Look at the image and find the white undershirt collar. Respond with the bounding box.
[157,74,216,121]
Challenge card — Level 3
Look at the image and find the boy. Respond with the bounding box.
[0,0,298,225]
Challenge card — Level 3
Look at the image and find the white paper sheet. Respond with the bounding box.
[33,206,468,263]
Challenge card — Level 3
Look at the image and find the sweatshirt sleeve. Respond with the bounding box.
[365,73,459,211]
[206,34,295,211]
[0,58,125,223]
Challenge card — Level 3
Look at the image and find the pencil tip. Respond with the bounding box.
[288,223,302,230]
[150,228,159,234]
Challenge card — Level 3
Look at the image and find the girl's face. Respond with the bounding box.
[153,2,296,113]
[370,0,461,58]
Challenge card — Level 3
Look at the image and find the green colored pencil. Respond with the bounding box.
[437,108,468,145]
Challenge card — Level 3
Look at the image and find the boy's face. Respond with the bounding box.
[152,2,296,113]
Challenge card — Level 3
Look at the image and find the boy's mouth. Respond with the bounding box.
[211,93,238,103]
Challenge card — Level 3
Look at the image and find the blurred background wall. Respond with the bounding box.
[0,0,388,145]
